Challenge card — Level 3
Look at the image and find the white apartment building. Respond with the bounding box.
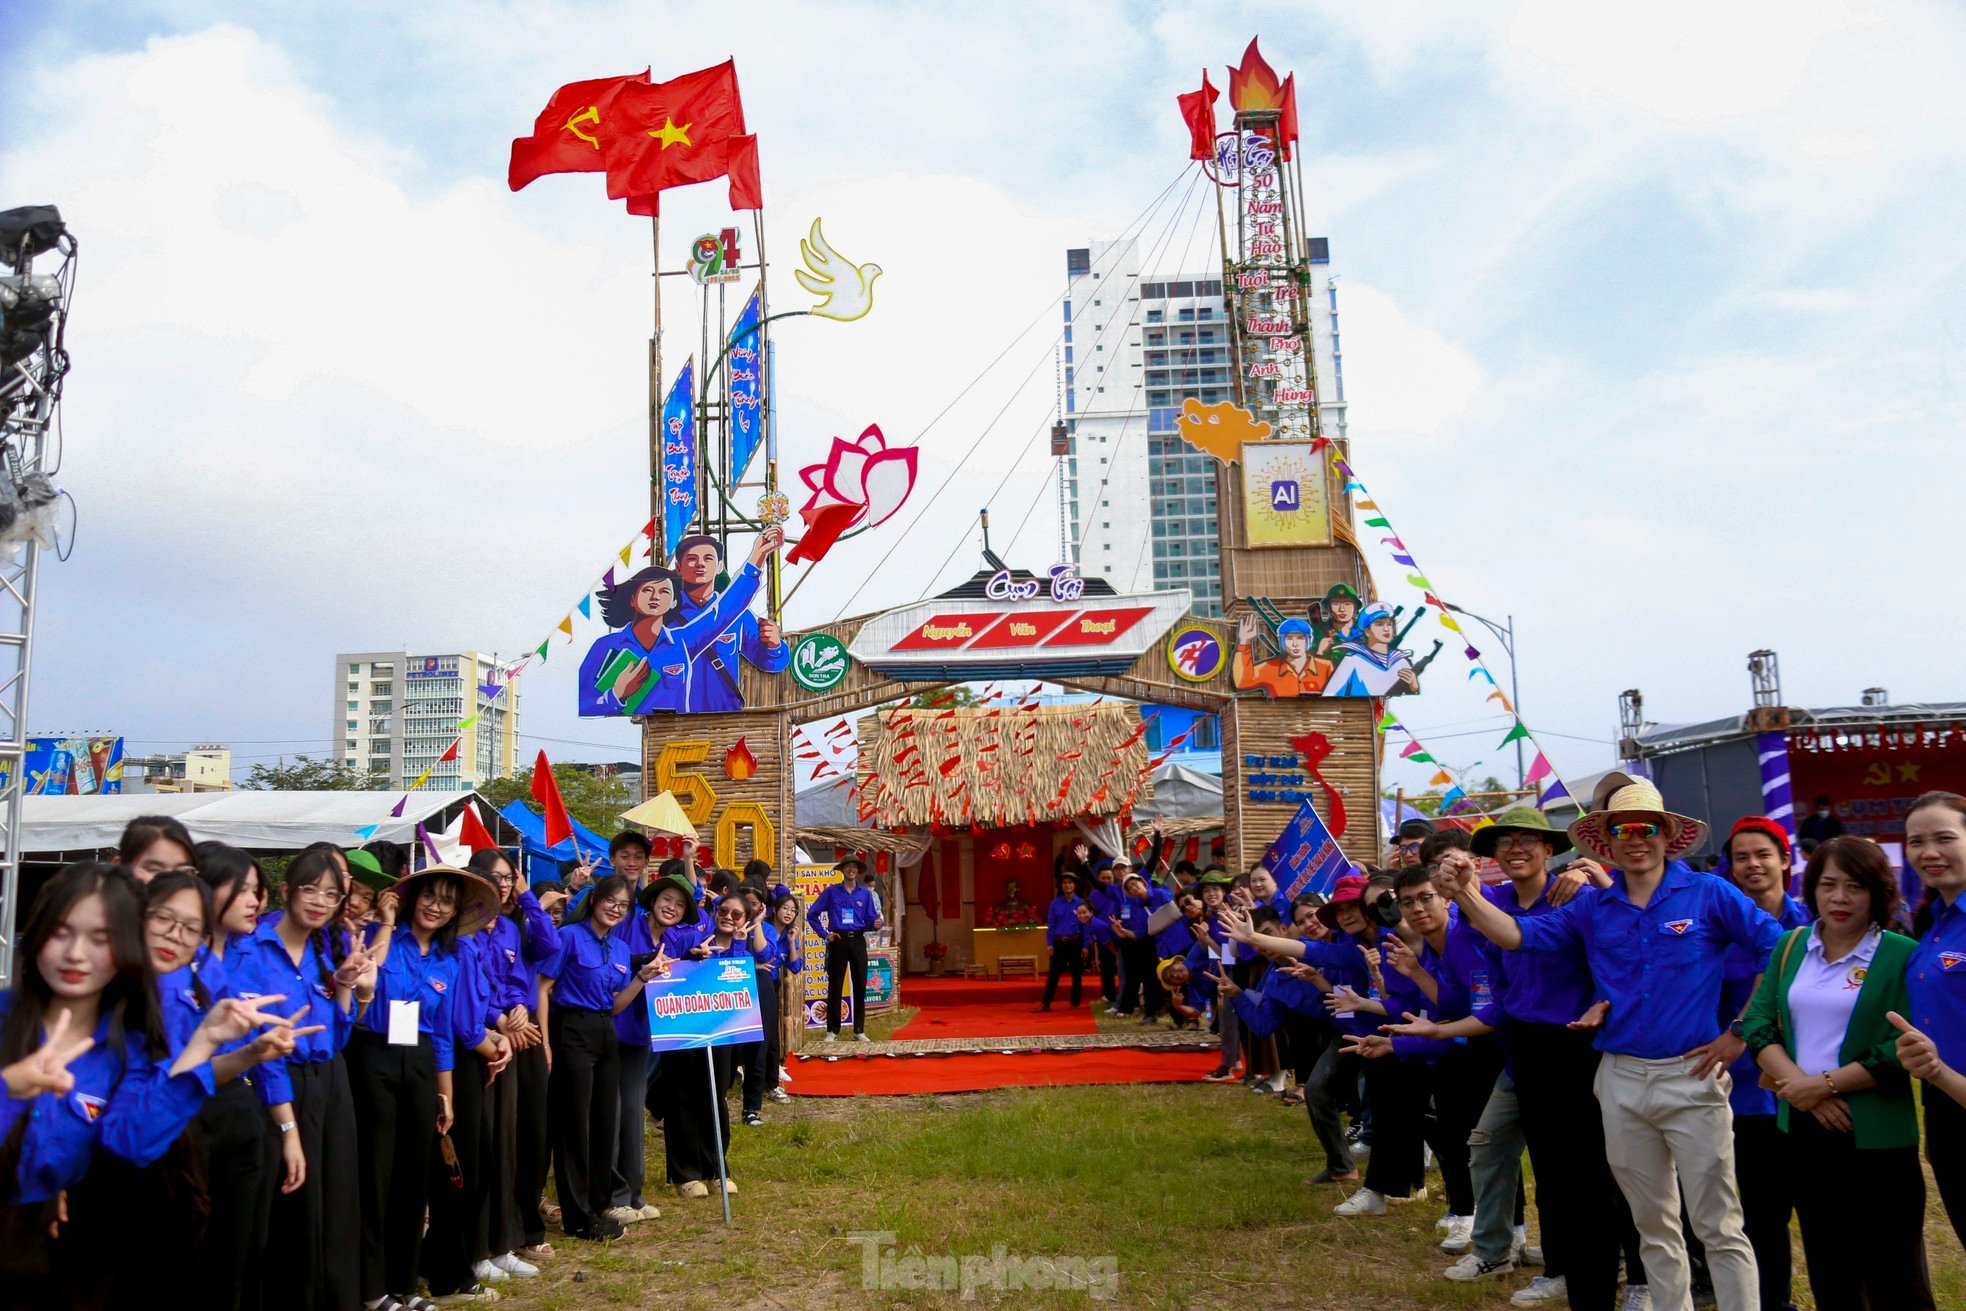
[334,650,521,790]
[1061,236,1347,614]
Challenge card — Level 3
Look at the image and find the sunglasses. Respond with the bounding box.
[1609,821,1663,841]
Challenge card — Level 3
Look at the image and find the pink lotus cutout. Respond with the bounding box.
[787,424,918,565]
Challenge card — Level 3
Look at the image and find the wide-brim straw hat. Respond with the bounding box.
[1470,806,1573,858]
[393,864,501,937]
[1566,782,1708,864]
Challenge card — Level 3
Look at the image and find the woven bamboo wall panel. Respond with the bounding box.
[1221,695,1381,868]
[640,710,794,871]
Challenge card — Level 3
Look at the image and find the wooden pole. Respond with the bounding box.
[648,216,663,545]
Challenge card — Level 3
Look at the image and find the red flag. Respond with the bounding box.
[1279,73,1299,162]
[785,501,859,565]
[509,71,652,191]
[459,802,498,853]
[603,61,747,202]
[530,750,574,847]
[1177,70,1219,161]
[727,135,763,210]
[438,740,461,764]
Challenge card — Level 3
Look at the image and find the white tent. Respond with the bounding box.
[21,790,506,856]
[1134,759,1223,821]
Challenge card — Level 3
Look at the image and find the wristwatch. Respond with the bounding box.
[1727,1019,1746,1039]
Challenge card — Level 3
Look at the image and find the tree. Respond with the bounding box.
[245,755,386,791]
[909,685,980,709]
[476,763,634,837]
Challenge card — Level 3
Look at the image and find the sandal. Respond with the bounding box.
[540,1201,562,1224]
[1280,1089,1306,1107]
[517,1243,554,1259]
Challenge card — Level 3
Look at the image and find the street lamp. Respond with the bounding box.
[1444,603,1524,791]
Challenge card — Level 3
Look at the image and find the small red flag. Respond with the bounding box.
[530,749,574,847]
[459,802,498,853]
[438,740,461,764]
[726,135,763,210]
[603,61,747,202]
[1178,71,1219,161]
[509,70,651,191]
[1279,73,1299,162]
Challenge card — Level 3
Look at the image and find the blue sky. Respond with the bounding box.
[2,1,1962,797]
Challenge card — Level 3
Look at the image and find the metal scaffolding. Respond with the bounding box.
[0,205,74,984]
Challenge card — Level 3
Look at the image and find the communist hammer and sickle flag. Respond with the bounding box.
[509,69,651,191]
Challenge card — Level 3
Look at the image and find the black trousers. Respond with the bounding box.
[1042,936,1086,1006]
[761,969,787,1092]
[483,1057,520,1257]
[1117,939,1165,1016]
[1507,1023,1629,1311]
[265,1056,359,1311]
[1788,1111,1936,1310]
[610,1042,652,1210]
[194,1078,276,1311]
[346,1031,438,1300]
[1361,1056,1429,1199]
[653,1045,734,1184]
[741,971,778,1115]
[511,1038,550,1246]
[1924,1082,1966,1246]
[1731,1113,1795,1311]
[423,1046,490,1295]
[1094,941,1118,1000]
[826,933,869,1033]
[547,1008,620,1235]
[1422,1042,1496,1215]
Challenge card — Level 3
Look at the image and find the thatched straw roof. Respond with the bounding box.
[856,702,1154,830]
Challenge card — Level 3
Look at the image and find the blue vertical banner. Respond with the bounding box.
[1263,796,1354,900]
[728,285,764,484]
[661,357,697,563]
[1756,730,1797,842]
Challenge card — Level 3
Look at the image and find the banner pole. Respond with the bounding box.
[707,1046,733,1226]
[649,215,664,549]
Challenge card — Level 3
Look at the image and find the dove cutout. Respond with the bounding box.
[1174,398,1272,463]
[795,219,882,322]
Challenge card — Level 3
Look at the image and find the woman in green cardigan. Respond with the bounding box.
[1742,835,1935,1311]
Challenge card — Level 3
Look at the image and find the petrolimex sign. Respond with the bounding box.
[848,575,1194,681]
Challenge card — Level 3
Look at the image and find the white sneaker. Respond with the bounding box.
[1435,1211,1455,1231]
[823,1031,838,1043]
[1438,1214,1475,1253]
[472,1259,508,1282]
[1512,1275,1568,1306]
[1387,1185,1428,1205]
[1621,1288,1652,1311]
[1333,1187,1387,1217]
[635,1203,662,1220]
[490,1253,538,1278]
[778,1065,791,1082]
[854,1032,871,1042]
[1512,1224,1542,1266]
[768,1087,790,1103]
[1443,1253,1514,1282]
[603,1205,642,1226]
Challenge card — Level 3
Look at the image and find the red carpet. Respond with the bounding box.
[892,974,1097,1039]
[788,1047,1221,1096]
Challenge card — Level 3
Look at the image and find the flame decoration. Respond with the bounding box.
[724,737,759,782]
[1228,38,1286,113]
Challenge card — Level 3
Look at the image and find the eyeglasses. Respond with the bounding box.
[145,909,206,942]
[1609,822,1663,841]
[291,885,347,907]
[596,900,632,916]
[1493,834,1547,851]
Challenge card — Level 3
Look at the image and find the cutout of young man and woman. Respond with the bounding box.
[578,527,787,716]
[1232,583,1421,698]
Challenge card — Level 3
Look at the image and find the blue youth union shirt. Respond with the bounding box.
[673,582,787,713]
[1908,894,1966,1070]
[577,563,764,716]
[1514,861,1782,1059]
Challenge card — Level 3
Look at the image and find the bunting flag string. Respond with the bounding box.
[1328,445,1578,815]
[349,517,663,843]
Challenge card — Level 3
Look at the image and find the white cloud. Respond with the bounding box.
[1327,282,1486,450]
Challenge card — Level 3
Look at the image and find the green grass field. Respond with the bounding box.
[484,1075,1966,1310]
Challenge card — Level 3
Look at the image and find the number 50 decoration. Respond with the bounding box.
[652,738,777,868]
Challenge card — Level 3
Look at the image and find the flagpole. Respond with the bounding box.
[752,208,780,624]
[649,215,664,549]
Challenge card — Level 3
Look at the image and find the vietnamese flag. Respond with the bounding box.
[624,134,762,216]
[509,70,652,191]
[1177,70,1219,161]
[1278,73,1298,162]
[603,60,747,202]
[529,749,574,847]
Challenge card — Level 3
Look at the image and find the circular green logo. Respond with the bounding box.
[792,632,850,691]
